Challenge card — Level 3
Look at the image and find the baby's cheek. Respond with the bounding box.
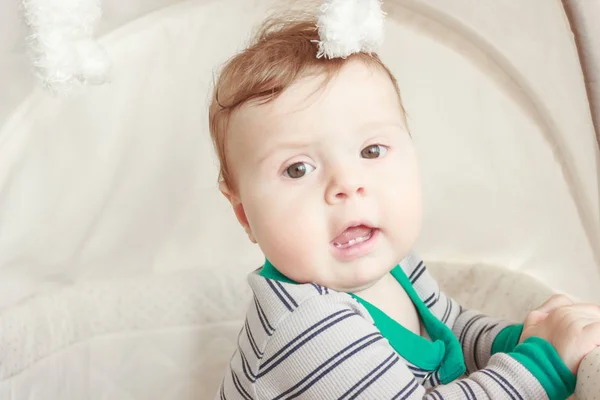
[253,201,319,250]
[383,194,421,250]
[264,239,323,284]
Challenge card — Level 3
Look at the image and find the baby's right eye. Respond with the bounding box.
[284,162,315,179]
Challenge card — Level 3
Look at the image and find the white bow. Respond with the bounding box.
[316,0,386,59]
[22,0,111,95]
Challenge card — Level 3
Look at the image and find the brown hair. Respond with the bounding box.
[209,15,406,191]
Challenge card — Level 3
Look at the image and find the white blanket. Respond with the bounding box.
[0,0,598,398]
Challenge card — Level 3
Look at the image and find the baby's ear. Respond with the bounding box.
[219,180,236,203]
[219,181,257,243]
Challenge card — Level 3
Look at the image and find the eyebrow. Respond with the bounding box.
[256,140,310,166]
[359,120,406,133]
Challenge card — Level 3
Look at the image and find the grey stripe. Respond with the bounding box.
[266,279,293,311]
[310,283,322,295]
[276,280,298,308]
[456,381,471,400]
[485,369,523,400]
[391,379,419,400]
[253,295,274,335]
[459,315,485,345]
[409,262,426,283]
[406,364,427,378]
[346,354,399,400]
[338,353,397,400]
[462,380,476,399]
[429,389,445,400]
[480,370,517,400]
[232,371,252,400]
[245,319,263,358]
[239,349,257,382]
[472,323,487,370]
[473,321,499,370]
[441,296,452,324]
[273,333,383,400]
[424,292,439,308]
[431,372,441,386]
[259,309,358,374]
[220,379,227,400]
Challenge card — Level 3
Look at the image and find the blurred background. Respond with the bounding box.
[0,0,599,398]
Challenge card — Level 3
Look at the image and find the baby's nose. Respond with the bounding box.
[335,185,365,199]
[325,173,366,204]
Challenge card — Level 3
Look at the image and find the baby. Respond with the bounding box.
[210,15,600,400]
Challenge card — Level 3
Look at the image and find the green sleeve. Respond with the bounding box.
[509,336,576,400]
[491,323,523,354]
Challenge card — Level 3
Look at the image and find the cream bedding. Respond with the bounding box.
[0,0,599,398]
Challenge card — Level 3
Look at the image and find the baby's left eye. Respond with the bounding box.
[361,144,388,159]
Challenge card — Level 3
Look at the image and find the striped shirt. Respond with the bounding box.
[216,252,574,399]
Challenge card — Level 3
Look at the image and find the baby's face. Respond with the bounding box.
[224,60,422,292]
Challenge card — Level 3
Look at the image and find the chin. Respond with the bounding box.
[347,280,379,293]
[336,267,388,292]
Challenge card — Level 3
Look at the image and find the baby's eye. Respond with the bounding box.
[284,162,316,179]
[361,144,388,159]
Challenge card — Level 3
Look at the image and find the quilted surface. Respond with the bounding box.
[0,0,598,399]
[0,268,249,399]
[577,348,600,399]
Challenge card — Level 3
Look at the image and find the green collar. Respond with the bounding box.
[259,259,465,384]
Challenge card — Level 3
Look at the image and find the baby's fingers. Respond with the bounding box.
[564,304,600,319]
[582,321,600,345]
[536,294,573,313]
[524,310,548,327]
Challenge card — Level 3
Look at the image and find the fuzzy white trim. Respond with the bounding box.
[316,0,385,59]
[22,0,111,95]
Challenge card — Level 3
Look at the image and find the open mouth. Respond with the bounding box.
[330,223,379,261]
[332,225,375,249]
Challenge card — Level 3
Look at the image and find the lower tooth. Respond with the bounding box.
[336,233,371,248]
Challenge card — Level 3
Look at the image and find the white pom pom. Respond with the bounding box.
[316,0,385,59]
[74,40,111,85]
[22,0,111,95]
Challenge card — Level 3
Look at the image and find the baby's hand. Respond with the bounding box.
[520,302,600,374]
[521,294,574,337]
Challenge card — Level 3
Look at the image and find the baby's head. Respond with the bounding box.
[209,16,422,292]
